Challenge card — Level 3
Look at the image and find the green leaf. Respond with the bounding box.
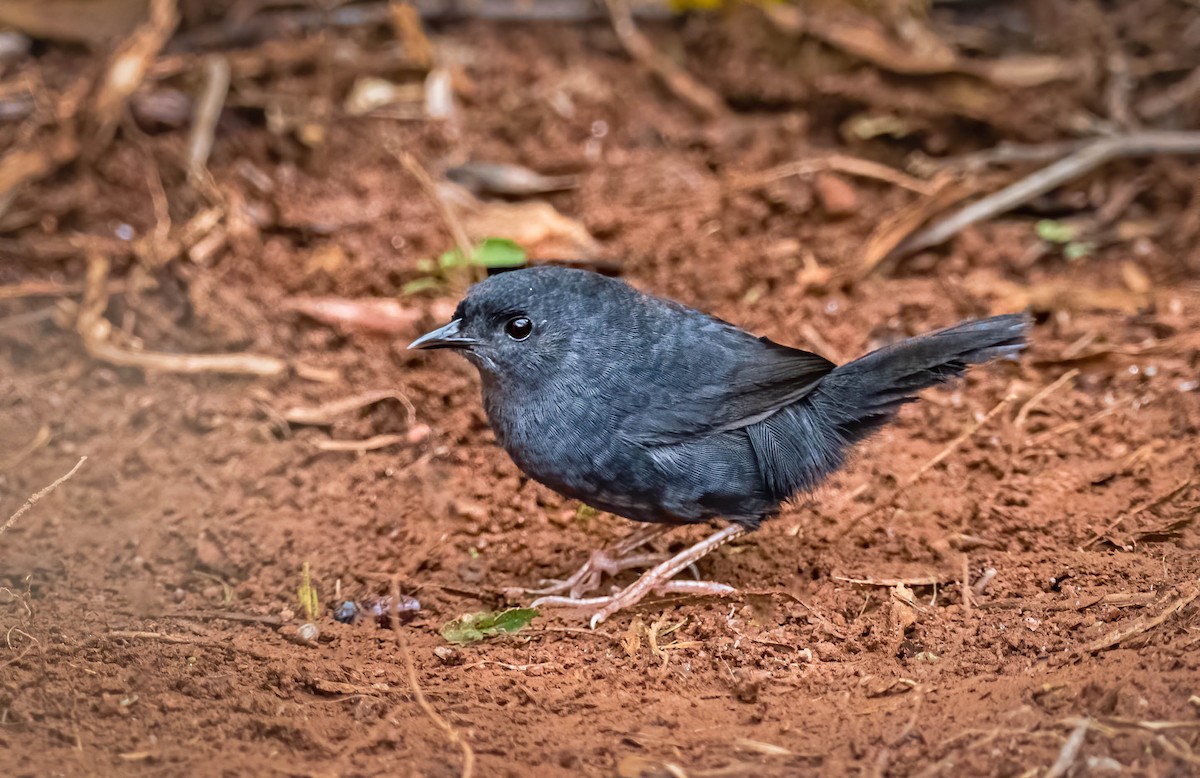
[470,238,526,268]
[439,248,468,269]
[1035,219,1076,244]
[402,276,444,295]
[441,608,538,644]
[1064,241,1093,261]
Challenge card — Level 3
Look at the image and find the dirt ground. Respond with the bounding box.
[3,5,1200,777]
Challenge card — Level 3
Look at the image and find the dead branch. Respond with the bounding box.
[603,0,728,120]
[896,131,1200,258]
[1014,369,1079,429]
[1138,65,1200,121]
[0,457,87,542]
[903,394,1016,490]
[390,576,475,778]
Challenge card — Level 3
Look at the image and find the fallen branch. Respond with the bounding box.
[390,576,475,778]
[834,575,949,588]
[603,0,727,120]
[0,457,87,542]
[895,131,1200,258]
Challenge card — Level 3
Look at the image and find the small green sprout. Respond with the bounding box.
[403,238,527,294]
[298,562,320,622]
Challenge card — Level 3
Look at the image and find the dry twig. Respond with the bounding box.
[0,457,87,542]
[729,154,934,196]
[603,0,727,120]
[90,0,180,147]
[1080,580,1200,654]
[1046,717,1091,778]
[392,147,474,260]
[389,576,475,778]
[1080,477,1195,550]
[896,131,1200,258]
[187,55,231,187]
[77,255,286,376]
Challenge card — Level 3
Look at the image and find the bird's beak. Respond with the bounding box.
[408,318,476,350]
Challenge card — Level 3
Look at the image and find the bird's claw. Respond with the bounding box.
[532,578,737,628]
[521,550,664,598]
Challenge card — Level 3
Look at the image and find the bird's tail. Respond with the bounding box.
[814,313,1030,445]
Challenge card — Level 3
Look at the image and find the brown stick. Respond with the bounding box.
[392,148,474,261]
[77,255,286,377]
[187,54,231,186]
[603,0,727,120]
[1080,581,1200,654]
[389,577,475,778]
[0,457,87,541]
[730,154,935,195]
[896,131,1200,257]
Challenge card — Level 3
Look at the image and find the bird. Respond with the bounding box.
[409,266,1029,627]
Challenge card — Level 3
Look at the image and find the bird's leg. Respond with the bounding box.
[531,524,746,628]
[521,524,674,597]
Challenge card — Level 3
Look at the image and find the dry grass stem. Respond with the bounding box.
[0,456,87,542]
[603,0,727,119]
[389,576,476,778]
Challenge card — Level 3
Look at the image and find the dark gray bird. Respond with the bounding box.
[410,266,1029,626]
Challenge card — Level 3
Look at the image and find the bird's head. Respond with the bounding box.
[408,267,622,391]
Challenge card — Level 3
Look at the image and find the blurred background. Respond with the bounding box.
[2,1,1199,776]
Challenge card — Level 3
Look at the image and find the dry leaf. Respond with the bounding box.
[889,583,918,631]
[0,0,149,46]
[440,183,601,260]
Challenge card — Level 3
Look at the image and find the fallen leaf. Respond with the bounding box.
[439,182,602,260]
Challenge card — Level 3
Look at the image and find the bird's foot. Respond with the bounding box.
[530,524,746,628]
[522,550,666,598]
[520,524,673,598]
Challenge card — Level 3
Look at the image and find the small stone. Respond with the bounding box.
[406,423,432,445]
[434,646,464,665]
[814,172,858,217]
[296,622,320,645]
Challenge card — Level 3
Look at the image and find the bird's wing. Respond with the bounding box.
[621,332,836,445]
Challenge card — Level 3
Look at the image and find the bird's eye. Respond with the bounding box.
[504,316,533,341]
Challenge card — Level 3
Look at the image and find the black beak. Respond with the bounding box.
[408,319,476,350]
